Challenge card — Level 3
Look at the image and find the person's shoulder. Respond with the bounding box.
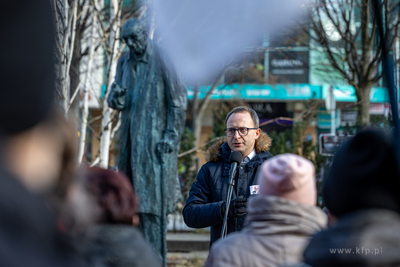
[93,224,140,238]
[208,232,250,263]
[0,168,84,267]
[83,225,162,266]
[205,140,230,163]
[257,148,272,156]
[197,161,222,177]
[212,231,248,251]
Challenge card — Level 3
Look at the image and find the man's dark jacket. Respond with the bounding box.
[182,132,272,246]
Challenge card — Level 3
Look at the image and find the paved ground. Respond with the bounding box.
[167,232,210,252]
[166,233,210,267]
[167,251,208,267]
[168,251,209,259]
[167,233,210,242]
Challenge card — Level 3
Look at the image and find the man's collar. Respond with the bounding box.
[230,149,256,164]
[243,149,256,163]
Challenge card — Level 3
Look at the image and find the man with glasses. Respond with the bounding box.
[183,106,272,246]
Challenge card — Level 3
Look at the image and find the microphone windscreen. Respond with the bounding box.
[229,151,242,164]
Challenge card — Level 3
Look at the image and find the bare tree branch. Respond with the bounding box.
[306,0,398,125]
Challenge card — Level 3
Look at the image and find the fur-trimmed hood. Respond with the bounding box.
[205,131,272,162]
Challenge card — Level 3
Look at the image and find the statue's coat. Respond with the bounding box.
[108,40,187,216]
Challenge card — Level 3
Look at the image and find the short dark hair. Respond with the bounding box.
[82,167,138,225]
[225,106,259,128]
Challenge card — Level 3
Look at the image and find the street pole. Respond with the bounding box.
[326,86,336,135]
[372,0,400,173]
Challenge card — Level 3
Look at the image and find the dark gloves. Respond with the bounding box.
[221,196,247,218]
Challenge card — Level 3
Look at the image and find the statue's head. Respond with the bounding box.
[122,18,147,55]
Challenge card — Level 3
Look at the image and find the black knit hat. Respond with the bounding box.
[323,129,400,217]
[0,0,55,135]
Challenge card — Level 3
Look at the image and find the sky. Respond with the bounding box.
[152,0,307,84]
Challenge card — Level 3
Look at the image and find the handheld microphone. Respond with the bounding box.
[229,151,242,182]
[221,150,242,239]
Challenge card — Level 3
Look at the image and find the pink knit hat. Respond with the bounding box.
[258,153,316,206]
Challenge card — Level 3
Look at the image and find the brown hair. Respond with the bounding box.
[225,106,259,128]
[82,167,138,225]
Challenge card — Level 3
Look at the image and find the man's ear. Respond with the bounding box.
[255,128,261,139]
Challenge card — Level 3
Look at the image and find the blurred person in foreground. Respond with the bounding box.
[183,106,273,247]
[6,107,77,204]
[0,108,84,267]
[295,129,400,267]
[204,154,327,267]
[0,0,85,266]
[2,106,84,265]
[76,166,162,267]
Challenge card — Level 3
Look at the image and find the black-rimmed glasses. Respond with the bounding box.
[224,127,258,137]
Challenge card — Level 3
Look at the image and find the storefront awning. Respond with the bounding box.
[187,83,390,103]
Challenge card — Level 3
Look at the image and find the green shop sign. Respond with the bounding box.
[321,85,389,103]
[187,84,321,100]
[187,83,389,102]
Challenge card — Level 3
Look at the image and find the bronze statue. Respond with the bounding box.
[107,18,187,261]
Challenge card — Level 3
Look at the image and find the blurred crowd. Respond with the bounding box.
[0,1,161,267]
[204,129,400,267]
[2,1,400,267]
[0,103,162,266]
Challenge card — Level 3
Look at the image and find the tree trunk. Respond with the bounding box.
[62,0,78,112]
[69,3,83,119]
[78,2,97,164]
[99,0,121,168]
[192,108,203,147]
[52,0,67,104]
[356,85,373,126]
